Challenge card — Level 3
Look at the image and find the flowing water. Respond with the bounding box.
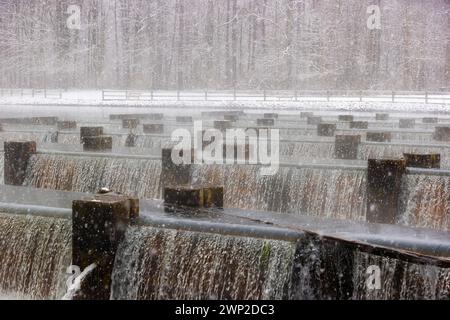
[359,144,450,168]
[0,152,4,184]
[292,237,450,299]
[111,227,450,300]
[352,251,450,299]
[0,213,71,299]
[0,212,447,300]
[281,142,334,159]
[24,154,161,199]
[0,131,58,144]
[21,153,450,231]
[56,134,127,147]
[134,135,164,149]
[193,165,367,221]
[399,174,450,231]
[111,226,296,300]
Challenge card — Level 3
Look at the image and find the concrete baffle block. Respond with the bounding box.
[307,116,322,125]
[366,132,392,142]
[161,148,192,187]
[264,113,278,119]
[125,133,136,147]
[72,193,138,300]
[214,120,233,131]
[317,123,337,137]
[338,115,354,122]
[422,117,438,124]
[300,112,314,118]
[375,113,389,121]
[143,124,164,134]
[57,121,77,130]
[4,141,36,185]
[433,126,450,141]
[176,116,193,123]
[31,116,58,125]
[163,186,224,213]
[403,153,440,169]
[257,118,274,126]
[122,118,139,129]
[350,121,368,129]
[224,114,239,122]
[147,113,164,120]
[399,119,415,129]
[83,136,113,152]
[367,158,406,224]
[334,135,361,160]
[80,126,103,144]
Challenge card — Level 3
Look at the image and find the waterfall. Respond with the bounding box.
[111,228,450,300]
[56,134,126,147]
[0,152,4,184]
[24,154,161,199]
[134,136,164,149]
[281,142,334,159]
[111,226,296,300]
[193,165,367,221]
[0,131,58,144]
[291,236,450,300]
[0,213,71,299]
[352,251,450,299]
[56,133,79,145]
[392,132,433,142]
[359,144,449,168]
[399,174,450,231]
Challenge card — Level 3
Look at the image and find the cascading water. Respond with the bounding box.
[56,134,126,147]
[23,154,161,199]
[111,226,296,300]
[291,236,450,300]
[55,133,79,145]
[0,131,58,144]
[134,135,164,149]
[192,165,367,221]
[352,251,450,299]
[359,144,449,168]
[280,142,334,160]
[399,174,450,231]
[391,132,434,142]
[0,213,71,299]
[20,153,450,231]
[0,152,4,184]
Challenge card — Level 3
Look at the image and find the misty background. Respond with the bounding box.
[0,0,449,91]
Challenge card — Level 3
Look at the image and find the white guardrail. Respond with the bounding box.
[101,89,450,104]
[1,88,449,104]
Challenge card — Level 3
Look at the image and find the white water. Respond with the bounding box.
[0,213,70,299]
[24,154,161,199]
[399,175,450,231]
[111,226,296,300]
